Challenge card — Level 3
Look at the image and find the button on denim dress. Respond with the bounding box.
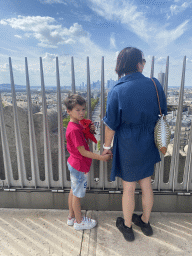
[103,72,167,182]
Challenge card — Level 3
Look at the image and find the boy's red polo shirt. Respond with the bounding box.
[66,122,92,173]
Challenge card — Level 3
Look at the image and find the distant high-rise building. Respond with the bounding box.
[107,79,117,89]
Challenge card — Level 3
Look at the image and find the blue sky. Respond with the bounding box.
[0,0,192,87]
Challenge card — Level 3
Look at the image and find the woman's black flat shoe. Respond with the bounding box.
[116,217,135,242]
[132,214,153,236]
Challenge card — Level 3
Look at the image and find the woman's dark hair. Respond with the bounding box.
[115,47,143,78]
[64,94,86,110]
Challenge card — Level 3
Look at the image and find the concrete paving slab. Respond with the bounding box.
[0,209,192,256]
[83,211,192,256]
[0,209,85,256]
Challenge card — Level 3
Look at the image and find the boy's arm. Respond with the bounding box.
[77,146,111,161]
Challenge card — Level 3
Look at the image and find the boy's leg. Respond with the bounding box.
[68,189,75,218]
[68,163,96,230]
[72,195,82,223]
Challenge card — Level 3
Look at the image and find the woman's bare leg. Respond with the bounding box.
[138,176,154,223]
[122,180,136,228]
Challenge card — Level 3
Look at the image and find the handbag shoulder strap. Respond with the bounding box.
[151,78,162,116]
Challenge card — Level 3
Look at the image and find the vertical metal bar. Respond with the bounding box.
[183,123,192,191]
[187,163,192,192]
[0,93,13,188]
[87,57,92,120]
[158,73,165,88]
[157,60,170,191]
[9,57,26,188]
[150,56,155,78]
[157,72,166,191]
[100,57,105,150]
[169,56,186,191]
[100,57,105,190]
[40,57,52,189]
[164,57,169,99]
[99,57,117,189]
[142,57,154,191]
[71,57,76,94]
[56,57,65,189]
[25,57,38,189]
[86,57,92,190]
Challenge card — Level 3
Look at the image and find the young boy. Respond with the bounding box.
[64,94,111,230]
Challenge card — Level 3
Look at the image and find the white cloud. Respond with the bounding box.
[0,20,7,25]
[156,20,189,46]
[83,15,92,22]
[155,57,166,64]
[0,16,88,48]
[43,52,57,60]
[88,0,190,48]
[0,14,119,84]
[14,35,22,39]
[0,47,18,53]
[170,1,192,15]
[60,61,66,67]
[89,0,150,41]
[40,0,67,4]
[0,63,9,71]
[186,58,192,63]
[170,5,179,15]
[110,33,116,49]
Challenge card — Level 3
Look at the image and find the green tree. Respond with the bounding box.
[97,140,101,151]
[63,115,70,128]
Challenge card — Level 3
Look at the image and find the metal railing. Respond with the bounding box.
[0,55,192,193]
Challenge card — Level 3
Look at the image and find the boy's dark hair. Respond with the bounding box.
[64,94,86,110]
[115,47,144,78]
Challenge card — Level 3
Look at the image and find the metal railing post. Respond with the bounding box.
[0,93,12,188]
[86,57,93,189]
[25,57,38,188]
[150,56,155,78]
[56,57,65,189]
[40,57,53,189]
[169,56,186,191]
[100,56,105,190]
[9,57,26,188]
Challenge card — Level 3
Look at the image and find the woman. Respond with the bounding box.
[102,47,167,242]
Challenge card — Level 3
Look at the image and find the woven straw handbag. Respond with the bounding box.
[151,78,171,155]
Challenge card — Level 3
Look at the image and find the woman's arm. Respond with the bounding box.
[102,125,115,156]
[104,125,115,147]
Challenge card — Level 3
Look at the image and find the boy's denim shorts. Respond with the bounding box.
[67,162,88,198]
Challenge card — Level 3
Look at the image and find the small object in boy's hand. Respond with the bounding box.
[89,123,96,134]
[79,119,97,144]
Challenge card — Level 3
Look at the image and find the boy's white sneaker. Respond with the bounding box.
[67,216,75,226]
[74,217,97,230]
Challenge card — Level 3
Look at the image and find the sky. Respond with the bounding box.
[0,0,192,87]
